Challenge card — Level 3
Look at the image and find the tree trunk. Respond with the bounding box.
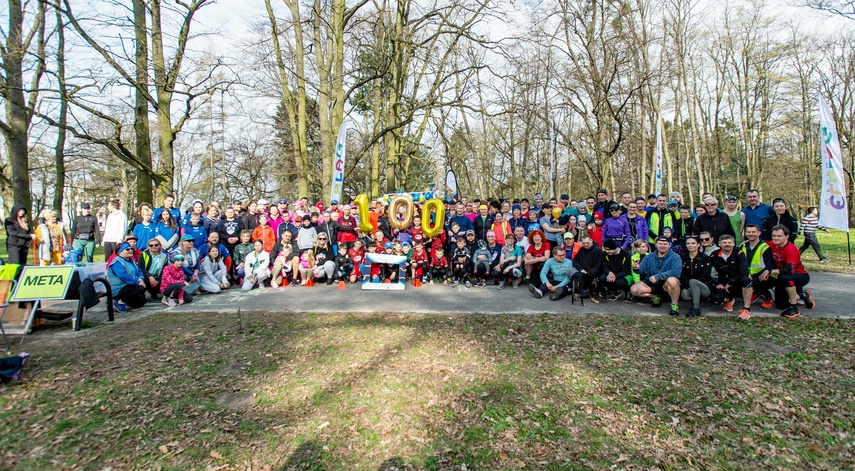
[54,4,68,213]
[133,0,153,205]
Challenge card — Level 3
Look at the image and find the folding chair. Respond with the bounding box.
[0,279,16,352]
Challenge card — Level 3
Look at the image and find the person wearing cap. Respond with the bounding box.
[277,198,289,213]
[173,234,202,295]
[669,191,683,205]
[693,196,736,244]
[152,194,182,231]
[532,193,544,211]
[602,203,631,250]
[645,194,677,244]
[106,242,148,312]
[592,189,615,215]
[630,236,682,316]
[257,198,269,211]
[473,204,494,241]
[722,195,745,246]
[761,198,799,243]
[72,202,101,263]
[599,238,631,301]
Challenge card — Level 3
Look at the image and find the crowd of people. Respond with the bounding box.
[3,188,831,319]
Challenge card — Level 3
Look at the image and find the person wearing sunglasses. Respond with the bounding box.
[692,196,735,244]
[138,238,168,299]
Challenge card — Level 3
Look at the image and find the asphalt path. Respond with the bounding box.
[142,271,855,319]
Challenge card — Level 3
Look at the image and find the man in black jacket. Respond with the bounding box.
[693,196,735,243]
[72,203,101,263]
[709,234,742,311]
[600,239,632,300]
[570,235,604,299]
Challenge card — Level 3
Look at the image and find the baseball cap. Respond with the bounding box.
[725,195,738,201]
[180,234,195,242]
[331,199,339,205]
[384,242,393,249]
[466,229,475,236]
[402,241,411,247]
[279,198,288,204]
[560,194,569,200]
[563,232,574,240]
[668,200,678,206]
[232,199,242,204]
[609,203,621,210]
[655,236,670,243]
[81,203,91,209]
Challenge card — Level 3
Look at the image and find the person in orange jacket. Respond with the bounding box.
[252,214,277,253]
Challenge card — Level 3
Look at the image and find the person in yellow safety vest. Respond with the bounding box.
[645,195,678,244]
[736,224,775,321]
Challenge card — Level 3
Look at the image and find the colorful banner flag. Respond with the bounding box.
[818,96,849,232]
[331,121,348,204]
[654,116,663,196]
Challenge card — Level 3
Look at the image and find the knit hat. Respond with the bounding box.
[603,239,618,250]
[302,215,312,222]
[593,211,604,220]
[172,253,185,262]
[512,205,521,211]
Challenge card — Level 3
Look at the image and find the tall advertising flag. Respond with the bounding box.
[445,169,458,201]
[654,116,663,196]
[818,97,849,232]
[331,120,348,204]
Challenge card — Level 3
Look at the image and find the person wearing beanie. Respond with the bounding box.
[508,204,526,235]
[106,242,148,312]
[569,235,604,300]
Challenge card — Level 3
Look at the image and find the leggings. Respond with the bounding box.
[429,267,447,281]
[599,273,630,293]
[73,238,96,263]
[680,279,711,309]
[116,284,147,309]
[162,282,184,300]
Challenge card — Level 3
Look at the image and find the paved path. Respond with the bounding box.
[25,272,854,343]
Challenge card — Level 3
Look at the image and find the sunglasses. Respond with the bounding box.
[317,237,327,240]
[701,238,711,242]
[148,243,160,248]
[705,203,717,206]
[611,208,621,212]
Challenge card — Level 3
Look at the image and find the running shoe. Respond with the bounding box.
[669,303,680,316]
[737,308,751,320]
[113,300,128,313]
[801,290,816,309]
[781,306,801,319]
[651,296,662,308]
[528,284,543,299]
[760,298,774,309]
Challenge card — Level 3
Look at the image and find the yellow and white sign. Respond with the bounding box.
[10,265,75,301]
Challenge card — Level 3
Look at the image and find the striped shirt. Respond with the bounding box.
[801,215,819,234]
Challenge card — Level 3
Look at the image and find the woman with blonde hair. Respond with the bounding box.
[35,210,69,265]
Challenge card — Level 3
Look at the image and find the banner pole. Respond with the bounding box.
[848,231,852,266]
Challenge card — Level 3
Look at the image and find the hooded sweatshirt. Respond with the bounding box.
[4,204,31,248]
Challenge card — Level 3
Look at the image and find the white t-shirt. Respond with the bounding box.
[102,210,128,243]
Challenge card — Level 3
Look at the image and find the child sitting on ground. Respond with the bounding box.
[271,244,294,287]
[335,242,353,282]
[161,254,188,307]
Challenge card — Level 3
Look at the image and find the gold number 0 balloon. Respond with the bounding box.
[353,194,374,233]
[421,198,445,238]
[388,195,414,231]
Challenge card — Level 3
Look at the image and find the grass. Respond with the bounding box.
[0,235,106,265]
[801,229,855,273]
[1,312,853,469]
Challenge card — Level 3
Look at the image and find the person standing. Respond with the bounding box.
[4,204,34,266]
[152,194,181,229]
[799,207,831,263]
[103,199,129,260]
[72,203,100,263]
[722,196,745,246]
[742,189,774,229]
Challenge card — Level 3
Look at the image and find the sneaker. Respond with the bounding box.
[113,300,128,313]
[528,284,543,299]
[750,292,760,304]
[496,281,506,290]
[651,296,662,308]
[624,293,634,302]
[465,280,472,288]
[723,300,734,312]
[166,298,177,307]
[548,290,563,301]
[781,305,801,319]
[801,290,816,309]
[737,308,751,320]
[689,308,701,318]
[760,298,774,309]
[326,278,334,285]
[161,297,169,306]
[452,280,459,287]
[820,258,831,263]
[512,279,521,288]
[669,303,680,316]
[608,291,620,301]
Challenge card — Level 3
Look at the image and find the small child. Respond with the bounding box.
[348,239,365,283]
[160,254,188,307]
[526,210,541,234]
[401,241,412,280]
[366,241,381,282]
[429,246,449,284]
[381,241,399,282]
[451,237,472,287]
[447,221,463,246]
[590,211,605,247]
[410,240,428,282]
[662,227,682,255]
[298,249,315,285]
[627,239,648,302]
[472,240,491,287]
[271,244,294,286]
[335,242,353,282]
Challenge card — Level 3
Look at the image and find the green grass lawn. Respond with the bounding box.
[0,235,106,265]
[1,313,853,469]
[800,230,855,273]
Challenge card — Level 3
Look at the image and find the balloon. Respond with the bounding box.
[388,194,415,231]
[552,207,562,219]
[354,194,373,233]
[422,198,446,238]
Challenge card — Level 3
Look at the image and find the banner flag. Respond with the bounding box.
[818,96,849,232]
[331,121,348,204]
[446,169,458,200]
[654,116,663,196]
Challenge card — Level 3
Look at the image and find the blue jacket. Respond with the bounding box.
[132,222,157,248]
[153,207,182,228]
[183,223,208,248]
[602,215,631,249]
[638,249,682,282]
[446,214,474,233]
[540,258,573,288]
[742,203,774,228]
[106,256,144,297]
[155,222,179,249]
[199,242,231,260]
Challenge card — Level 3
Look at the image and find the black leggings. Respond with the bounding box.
[162,283,194,303]
[430,267,447,280]
[599,273,629,293]
[116,284,147,309]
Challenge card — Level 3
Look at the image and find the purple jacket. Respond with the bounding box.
[602,215,631,249]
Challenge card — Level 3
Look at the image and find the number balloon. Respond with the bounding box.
[353,194,373,233]
[421,198,446,238]
[388,194,415,231]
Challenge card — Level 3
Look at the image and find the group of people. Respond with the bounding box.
[3,188,829,319]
